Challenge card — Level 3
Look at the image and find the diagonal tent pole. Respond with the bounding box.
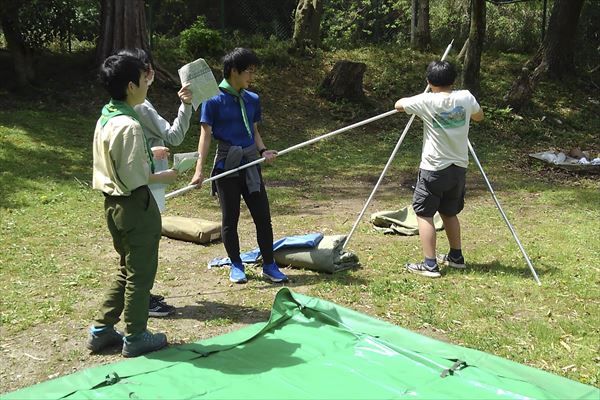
[341,40,454,251]
[165,110,399,200]
[467,140,541,285]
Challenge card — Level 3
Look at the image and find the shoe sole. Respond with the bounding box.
[122,342,167,358]
[447,261,466,269]
[149,310,175,317]
[406,266,441,278]
[437,255,466,269]
[86,342,121,353]
[229,277,248,284]
[262,272,288,283]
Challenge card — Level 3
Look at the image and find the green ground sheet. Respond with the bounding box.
[5,288,598,399]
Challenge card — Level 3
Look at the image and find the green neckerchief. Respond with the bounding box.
[219,79,252,138]
[99,99,155,173]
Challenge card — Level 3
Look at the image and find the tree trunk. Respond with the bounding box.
[97,0,150,63]
[319,60,366,101]
[411,0,430,50]
[504,0,585,111]
[290,0,323,55]
[96,0,177,85]
[462,0,486,96]
[0,1,35,88]
[410,0,417,47]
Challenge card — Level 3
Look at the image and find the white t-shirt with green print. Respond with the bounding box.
[400,90,481,171]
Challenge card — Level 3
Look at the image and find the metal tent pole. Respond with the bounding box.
[467,140,541,285]
[165,110,399,200]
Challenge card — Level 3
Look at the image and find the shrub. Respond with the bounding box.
[179,16,224,58]
[255,36,293,67]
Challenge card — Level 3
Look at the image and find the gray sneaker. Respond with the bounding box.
[122,330,168,358]
[437,254,466,269]
[405,262,441,278]
[86,327,124,353]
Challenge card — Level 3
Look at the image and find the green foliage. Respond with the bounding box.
[16,0,75,49]
[1,0,98,51]
[179,16,225,58]
[152,34,186,66]
[321,0,411,49]
[485,2,542,52]
[69,0,100,42]
[254,36,293,67]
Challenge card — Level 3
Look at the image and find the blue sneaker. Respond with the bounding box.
[262,263,288,283]
[229,263,247,283]
[86,326,124,353]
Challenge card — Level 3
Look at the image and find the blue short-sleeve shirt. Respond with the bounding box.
[200,89,261,148]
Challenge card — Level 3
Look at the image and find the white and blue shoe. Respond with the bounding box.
[229,263,247,284]
[262,263,288,283]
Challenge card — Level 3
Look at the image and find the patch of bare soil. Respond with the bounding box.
[2,188,386,394]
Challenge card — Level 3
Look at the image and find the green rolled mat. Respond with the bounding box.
[274,234,360,273]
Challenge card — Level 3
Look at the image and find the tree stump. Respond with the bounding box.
[319,60,366,101]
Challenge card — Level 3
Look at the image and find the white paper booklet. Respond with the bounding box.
[178,58,219,111]
[173,151,199,173]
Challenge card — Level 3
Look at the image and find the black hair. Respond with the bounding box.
[222,48,260,79]
[98,54,146,100]
[116,48,153,70]
[426,60,457,87]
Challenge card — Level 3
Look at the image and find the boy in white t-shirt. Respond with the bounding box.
[394,60,484,278]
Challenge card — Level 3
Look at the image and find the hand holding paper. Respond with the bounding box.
[177,59,220,111]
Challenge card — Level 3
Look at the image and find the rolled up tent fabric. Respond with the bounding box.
[274,235,360,273]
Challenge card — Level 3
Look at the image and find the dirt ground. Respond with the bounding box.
[0,183,406,394]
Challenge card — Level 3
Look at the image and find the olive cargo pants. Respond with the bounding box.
[94,186,161,336]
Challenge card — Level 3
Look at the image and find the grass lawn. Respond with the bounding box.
[0,46,599,393]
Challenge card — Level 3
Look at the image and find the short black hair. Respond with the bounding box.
[222,48,260,79]
[98,54,146,100]
[426,60,456,87]
[116,48,153,70]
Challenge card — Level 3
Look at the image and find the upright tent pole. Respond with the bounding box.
[467,140,541,285]
[165,110,399,200]
[341,40,454,251]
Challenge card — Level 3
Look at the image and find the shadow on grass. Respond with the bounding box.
[171,300,271,324]
[443,260,558,279]
[0,111,93,209]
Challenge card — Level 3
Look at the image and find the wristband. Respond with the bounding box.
[259,148,267,156]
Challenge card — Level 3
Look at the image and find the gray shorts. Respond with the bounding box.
[412,164,466,217]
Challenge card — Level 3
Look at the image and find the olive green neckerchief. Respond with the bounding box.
[219,79,252,138]
[100,99,155,173]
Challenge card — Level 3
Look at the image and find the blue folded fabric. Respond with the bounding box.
[208,233,324,268]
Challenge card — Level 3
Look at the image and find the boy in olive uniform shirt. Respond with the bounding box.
[88,54,178,357]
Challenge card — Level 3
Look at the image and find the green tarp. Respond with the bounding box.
[371,206,444,235]
[5,288,598,399]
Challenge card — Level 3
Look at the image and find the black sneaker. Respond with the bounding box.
[86,327,123,353]
[122,330,167,358]
[150,293,165,302]
[405,262,441,278]
[437,254,466,269]
[149,297,175,317]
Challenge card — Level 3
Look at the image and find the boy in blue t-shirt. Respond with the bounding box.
[191,48,288,284]
[394,60,484,278]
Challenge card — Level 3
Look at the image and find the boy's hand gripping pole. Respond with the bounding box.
[165,112,399,200]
